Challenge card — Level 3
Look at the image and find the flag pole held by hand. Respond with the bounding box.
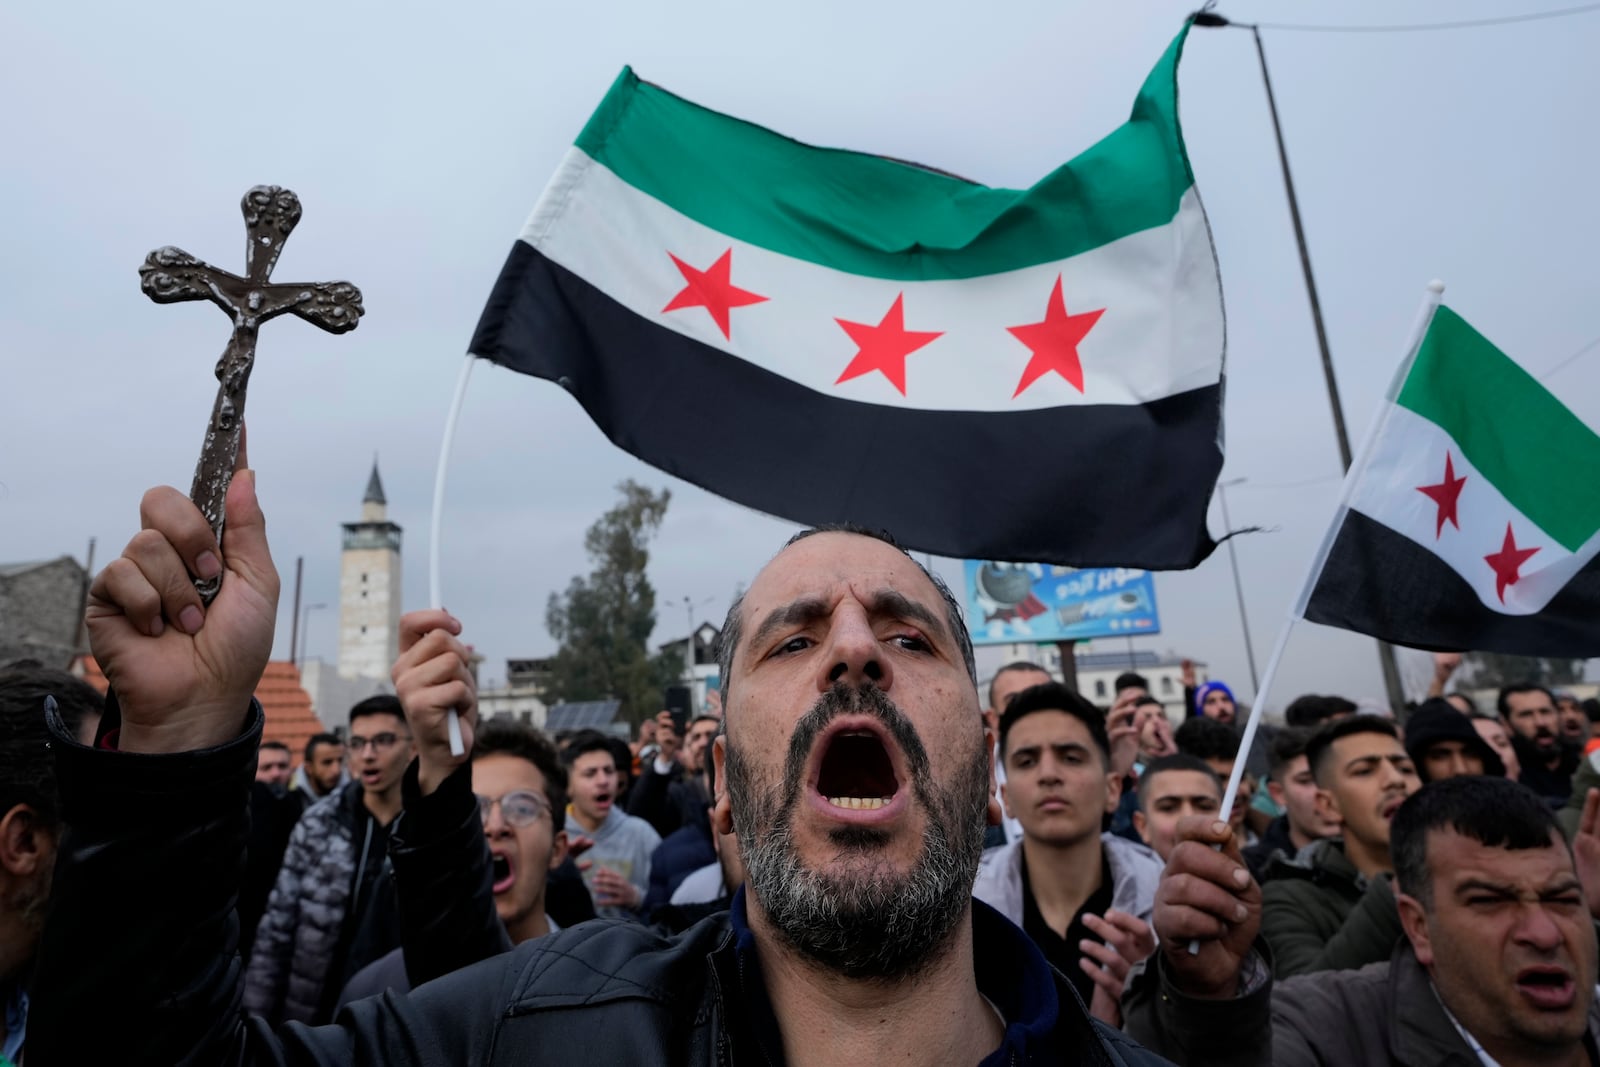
[430,354,478,757]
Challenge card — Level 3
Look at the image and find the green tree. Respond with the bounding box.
[1460,651,1585,690]
[544,481,681,725]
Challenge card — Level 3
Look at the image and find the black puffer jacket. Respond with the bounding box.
[31,701,1175,1066]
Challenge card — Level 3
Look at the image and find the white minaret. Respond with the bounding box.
[337,460,403,680]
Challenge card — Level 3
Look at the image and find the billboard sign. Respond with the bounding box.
[962,561,1161,646]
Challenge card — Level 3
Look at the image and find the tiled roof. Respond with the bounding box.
[72,656,327,761]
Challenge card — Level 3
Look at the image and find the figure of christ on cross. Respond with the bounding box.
[139,185,364,601]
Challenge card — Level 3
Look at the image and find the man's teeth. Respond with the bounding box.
[827,796,891,810]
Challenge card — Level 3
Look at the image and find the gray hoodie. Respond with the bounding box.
[972,833,1164,931]
[565,805,662,920]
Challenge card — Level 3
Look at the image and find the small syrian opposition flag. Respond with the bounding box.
[1302,304,1600,656]
[470,23,1225,568]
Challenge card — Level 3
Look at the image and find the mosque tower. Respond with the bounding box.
[337,460,403,680]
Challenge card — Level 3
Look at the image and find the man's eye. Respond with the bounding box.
[891,634,930,652]
[774,636,812,656]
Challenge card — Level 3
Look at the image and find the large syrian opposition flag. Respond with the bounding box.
[470,23,1225,568]
[1303,305,1600,656]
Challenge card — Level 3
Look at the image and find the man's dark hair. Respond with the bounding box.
[687,714,721,733]
[987,661,1053,710]
[473,718,569,818]
[1497,682,1554,718]
[1267,726,1315,780]
[998,682,1109,766]
[1114,671,1149,694]
[1446,692,1480,714]
[1392,775,1562,908]
[1133,695,1164,709]
[1136,754,1221,814]
[259,740,290,756]
[1,665,105,827]
[1584,698,1600,725]
[303,732,343,762]
[717,524,976,701]
[1306,716,1400,786]
[349,694,406,728]
[1174,716,1241,763]
[560,729,616,769]
[1284,694,1358,728]
[605,737,635,791]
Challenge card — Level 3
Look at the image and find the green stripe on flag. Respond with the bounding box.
[1398,306,1600,552]
[575,27,1197,281]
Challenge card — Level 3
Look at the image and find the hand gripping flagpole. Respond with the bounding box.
[1187,280,1445,954]
[430,353,478,757]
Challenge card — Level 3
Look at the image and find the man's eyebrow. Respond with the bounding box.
[866,589,948,643]
[746,597,830,657]
[1455,878,1517,897]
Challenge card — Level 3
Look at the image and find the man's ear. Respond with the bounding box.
[711,737,735,836]
[1104,766,1124,814]
[549,829,570,870]
[1266,780,1286,808]
[985,722,1003,827]
[1132,809,1151,845]
[1396,890,1434,966]
[1313,786,1343,829]
[0,804,52,878]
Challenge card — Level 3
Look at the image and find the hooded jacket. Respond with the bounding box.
[31,700,1178,1067]
[1260,838,1404,978]
[973,834,1164,929]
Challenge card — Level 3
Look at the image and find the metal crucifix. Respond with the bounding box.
[139,185,364,602]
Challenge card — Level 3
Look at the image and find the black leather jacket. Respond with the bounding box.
[31,701,1173,1066]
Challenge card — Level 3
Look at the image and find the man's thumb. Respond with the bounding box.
[222,470,279,594]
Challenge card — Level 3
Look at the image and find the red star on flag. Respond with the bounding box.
[662,249,768,339]
[1005,275,1105,397]
[1416,452,1467,538]
[1484,522,1540,603]
[834,294,943,395]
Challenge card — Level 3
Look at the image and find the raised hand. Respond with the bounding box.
[580,861,641,910]
[1080,909,1157,1026]
[654,709,681,766]
[393,609,479,794]
[86,447,278,753]
[1107,689,1142,779]
[1573,788,1600,919]
[1153,816,1261,998]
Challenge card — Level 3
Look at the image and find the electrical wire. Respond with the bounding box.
[1253,2,1600,34]
[1540,334,1600,380]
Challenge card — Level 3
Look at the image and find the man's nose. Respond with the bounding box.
[821,603,891,692]
[1514,903,1566,952]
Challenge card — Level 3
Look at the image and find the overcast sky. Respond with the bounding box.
[3,1,1596,709]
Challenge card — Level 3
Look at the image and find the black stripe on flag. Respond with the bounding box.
[1305,509,1600,657]
[469,241,1223,569]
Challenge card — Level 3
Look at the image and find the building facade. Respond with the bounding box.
[337,462,403,683]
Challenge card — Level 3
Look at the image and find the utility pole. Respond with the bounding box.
[1195,13,1408,711]
[1216,479,1260,693]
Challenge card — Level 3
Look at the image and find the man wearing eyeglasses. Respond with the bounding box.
[243,695,416,1025]
[335,717,569,1006]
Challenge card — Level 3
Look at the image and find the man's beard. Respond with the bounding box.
[725,683,989,982]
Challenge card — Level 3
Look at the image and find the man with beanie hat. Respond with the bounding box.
[1192,681,1236,724]
[1403,699,1504,783]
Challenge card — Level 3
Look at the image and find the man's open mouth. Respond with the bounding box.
[810,720,905,816]
[491,849,516,894]
[1516,966,1575,1009]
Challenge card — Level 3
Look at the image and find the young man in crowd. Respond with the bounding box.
[1132,753,1222,863]
[1470,710,1523,780]
[0,663,102,1064]
[337,716,569,1005]
[1403,698,1504,783]
[1193,681,1237,724]
[34,481,1172,1062]
[975,681,1162,1026]
[1241,727,1338,880]
[563,729,660,919]
[256,739,293,786]
[628,709,719,839]
[1260,716,1420,978]
[1502,682,1581,802]
[291,732,348,800]
[1556,691,1590,745]
[1282,693,1357,730]
[981,660,1054,846]
[1176,716,1256,850]
[244,695,414,1024]
[1128,775,1600,1065]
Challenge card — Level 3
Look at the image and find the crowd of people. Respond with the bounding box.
[2,468,1599,1064]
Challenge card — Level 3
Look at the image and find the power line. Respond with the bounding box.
[1540,333,1600,380]
[1253,2,1600,34]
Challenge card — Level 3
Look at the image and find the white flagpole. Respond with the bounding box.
[1188,280,1445,953]
[430,354,478,757]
